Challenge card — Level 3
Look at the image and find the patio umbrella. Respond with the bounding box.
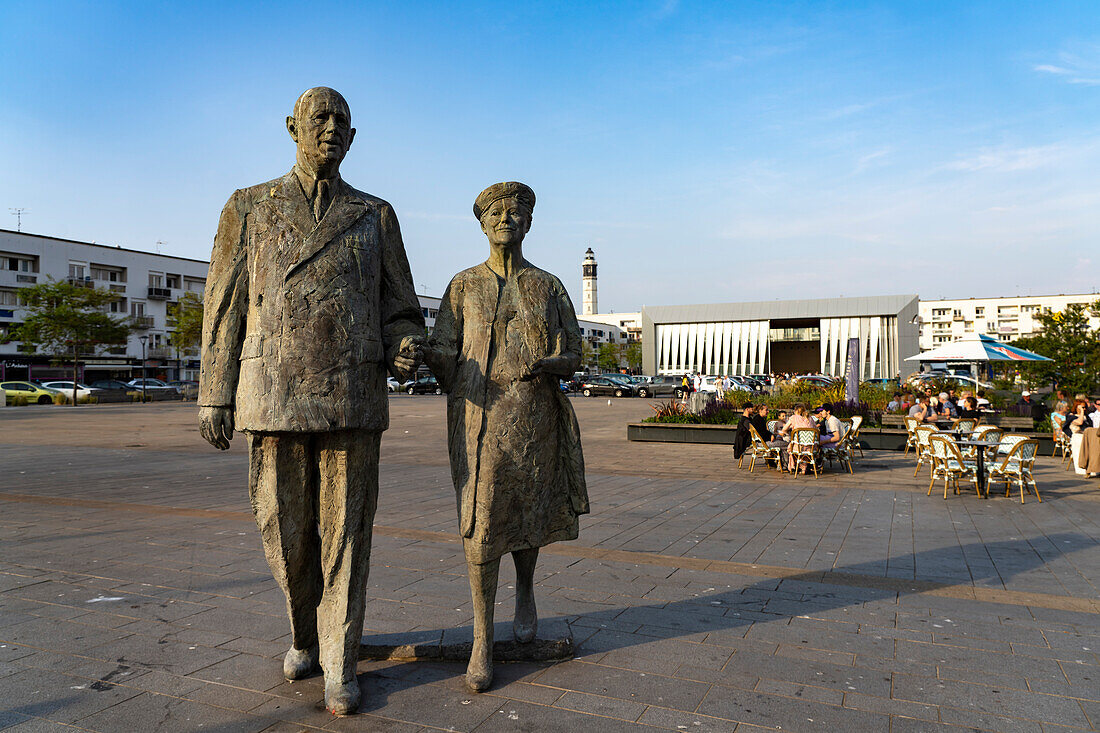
[905,334,1052,363]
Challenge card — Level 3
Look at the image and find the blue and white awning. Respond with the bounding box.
[906,334,1052,362]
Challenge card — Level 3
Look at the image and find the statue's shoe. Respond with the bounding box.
[513,616,537,644]
[514,599,538,644]
[465,645,493,693]
[282,646,319,681]
[325,679,361,716]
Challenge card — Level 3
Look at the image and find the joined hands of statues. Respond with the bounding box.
[199,406,234,450]
[519,358,550,382]
[394,335,425,380]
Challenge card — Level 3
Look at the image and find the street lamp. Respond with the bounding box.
[138,335,148,403]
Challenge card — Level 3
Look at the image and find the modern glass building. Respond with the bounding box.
[640,295,919,378]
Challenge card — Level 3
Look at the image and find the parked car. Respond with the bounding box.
[407,376,442,395]
[89,379,136,391]
[1,381,61,404]
[40,381,101,400]
[908,373,993,390]
[386,377,412,392]
[580,375,638,397]
[634,375,681,399]
[167,380,198,389]
[127,378,181,393]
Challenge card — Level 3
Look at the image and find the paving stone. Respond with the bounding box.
[534,660,711,712]
[73,691,274,733]
[2,401,1099,732]
[0,667,143,724]
[695,683,890,730]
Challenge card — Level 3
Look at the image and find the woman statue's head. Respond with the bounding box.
[474,182,535,248]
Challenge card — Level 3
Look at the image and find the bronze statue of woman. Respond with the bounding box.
[425,182,589,692]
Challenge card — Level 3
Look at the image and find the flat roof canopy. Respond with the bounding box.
[642,294,918,324]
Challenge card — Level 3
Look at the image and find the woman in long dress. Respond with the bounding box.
[425,182,588,692]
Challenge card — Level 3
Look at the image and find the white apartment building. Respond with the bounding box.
[0,229,209,382]
[918,293,1100,351]
[580,312,641,343]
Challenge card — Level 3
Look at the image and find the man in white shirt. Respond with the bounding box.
[1090,398,1100,429]
[815,404,845,446]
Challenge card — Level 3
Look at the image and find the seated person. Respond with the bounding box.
[776,404,816,471]
[732,401,755,461]
[908,396,935,422]
[815,404,844,446]
[975,390,991,409]
[956,396,982,419]
[936,392,957,419]
[887,393,902,412]
[750,403,771,442]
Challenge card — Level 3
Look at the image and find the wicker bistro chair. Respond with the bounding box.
[928,434,978,499]
[823,425,854,474]
[997,433,1029,458]
[912,425,937,477]
[766,420,782,437]
[1054,429,1072,464]
[848,415,865,459]
[747,424,783,473]
[970,426,1004,461]
[790,427,821,477]
[989,439,1041,503]
[903,417,919,455]
[952,417,979,434]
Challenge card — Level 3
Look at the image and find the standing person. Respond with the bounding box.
[681,374,691,403]
[425,182,589,693]
[198,88,425,714]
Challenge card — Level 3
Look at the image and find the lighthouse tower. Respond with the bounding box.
[581,248,597,315]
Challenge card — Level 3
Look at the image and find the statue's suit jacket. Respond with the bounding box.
[199,170,424,433]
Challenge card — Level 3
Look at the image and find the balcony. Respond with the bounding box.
[147,286,171,299]
[109,284,126,293]
[66,277,94,288]
[131,316,154,329]
[148,347,172,359]
[16,274,36,284]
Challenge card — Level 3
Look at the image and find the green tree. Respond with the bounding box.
[624,341,643,372]
[10,278,132,405]
[168,291,204,359]
[1011,301,1100,394]
[597,343,621,373]
[580,340,595,371]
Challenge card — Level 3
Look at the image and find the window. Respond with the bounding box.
[165,274,180,289]
[91,267,124,283]
[68,263,86,280]
[0,290,17,306]
[975,307,984,317]
[131,302,145,317]
[109,298,126,313]
[148,273,163,288]
[185,279,205,293]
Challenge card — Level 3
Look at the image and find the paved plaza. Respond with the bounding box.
[1,398,1098,732]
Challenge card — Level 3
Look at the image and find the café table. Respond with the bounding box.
[948,437,1002,498]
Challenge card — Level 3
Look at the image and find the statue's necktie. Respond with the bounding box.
[313,179,331,222]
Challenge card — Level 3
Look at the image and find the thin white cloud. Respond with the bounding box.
[1033,46,1100,85]
[940,144,1067,173]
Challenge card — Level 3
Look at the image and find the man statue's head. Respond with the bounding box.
[287,87,355,178]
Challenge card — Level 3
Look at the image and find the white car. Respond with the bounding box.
[128,378,181,393]
[40,381,100,400]
[386,377,413,392]
[698,376,750,394]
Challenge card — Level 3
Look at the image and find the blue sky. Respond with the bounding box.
[2,1,1098,311]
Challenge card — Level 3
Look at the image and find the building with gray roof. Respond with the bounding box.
[640,294,918,378]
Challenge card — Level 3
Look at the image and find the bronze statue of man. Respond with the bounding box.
[425,182,589,692]
[198,87,424,715]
